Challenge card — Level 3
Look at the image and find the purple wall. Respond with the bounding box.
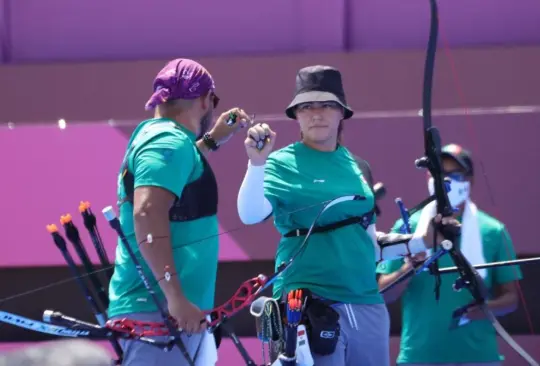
[1,0,539,63]
[1,124,249,266]
[1,47,540,124]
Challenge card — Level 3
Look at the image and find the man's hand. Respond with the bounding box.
[464,304,486,321]
[402,251,428,271]
[209,108,251,146]
[168,294,207,334]
[423,214,461,248]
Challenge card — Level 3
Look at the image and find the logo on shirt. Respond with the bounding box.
[320,331,335,339]
[156,148,175,162]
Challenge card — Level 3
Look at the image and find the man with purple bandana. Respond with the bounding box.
[107,58,250,365]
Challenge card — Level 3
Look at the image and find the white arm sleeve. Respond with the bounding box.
[237,161,273,225]
[368,224,427,261]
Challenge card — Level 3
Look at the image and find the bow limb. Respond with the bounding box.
[420,1,538,364]
[483,307,539,366]
[437,0,537,356]
[422,0,489,306]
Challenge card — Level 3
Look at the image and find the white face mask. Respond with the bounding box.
[428,177,470,208]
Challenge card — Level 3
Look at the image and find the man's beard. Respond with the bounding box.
[197,110,213,140]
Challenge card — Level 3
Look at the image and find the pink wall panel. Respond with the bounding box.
[1,123,248,267]
[2,107,539,267]
[1,337,539,365]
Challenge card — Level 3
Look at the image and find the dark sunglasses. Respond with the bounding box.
[210,92,220,108]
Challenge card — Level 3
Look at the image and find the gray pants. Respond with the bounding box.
[401,363,502,366]
[112,312,216,366]
[0,340,112,366]
[312,303,390,366]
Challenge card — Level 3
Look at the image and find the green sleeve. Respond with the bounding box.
[492,226,523,285]
[375,218,406,274]
[132,132,195,198]
[390,217,406,233]
[376,259,405,274]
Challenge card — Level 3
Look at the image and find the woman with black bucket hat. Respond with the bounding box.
[236,65,458,366]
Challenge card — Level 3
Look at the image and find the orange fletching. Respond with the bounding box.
[46,224,58,233]
[60,214,73,225]
[79,201,91,212]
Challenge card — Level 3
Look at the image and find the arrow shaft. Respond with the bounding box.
[437,257,540,274]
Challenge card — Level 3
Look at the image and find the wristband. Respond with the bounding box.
[202,132,219,151]
[138,234,169,246]
[158,265,177,283]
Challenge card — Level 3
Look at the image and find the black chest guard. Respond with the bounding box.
[119,130,218,222]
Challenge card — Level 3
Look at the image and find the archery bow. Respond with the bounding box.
[0,185,383,366]
[204,194,368,330]
[102,206,196,366]
[101,194,369,366]
[417,1,538,364]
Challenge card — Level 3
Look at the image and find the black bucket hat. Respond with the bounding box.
[285,65,354,120]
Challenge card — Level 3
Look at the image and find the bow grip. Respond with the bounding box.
[452,302,474,320]
[435,219,461,240]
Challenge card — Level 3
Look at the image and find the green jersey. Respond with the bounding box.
[108,118,219,317]
[376,209,522,364]
[264,142,382,304]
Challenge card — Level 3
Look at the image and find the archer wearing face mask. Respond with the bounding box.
[377,143,523,366]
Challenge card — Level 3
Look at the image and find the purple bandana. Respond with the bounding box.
[144,58,216,111]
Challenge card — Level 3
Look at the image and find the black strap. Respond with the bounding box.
[265,153,377,222]
[353,155,382,216]
[282,153,377,238]
[284,210,374,238]
[353,155,374,189]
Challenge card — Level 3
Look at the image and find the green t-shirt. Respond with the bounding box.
[107,118,219,318]
[376,209,523,364]
[264,142,382,305]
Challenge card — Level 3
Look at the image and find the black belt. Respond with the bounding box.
[284,211,374,238]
